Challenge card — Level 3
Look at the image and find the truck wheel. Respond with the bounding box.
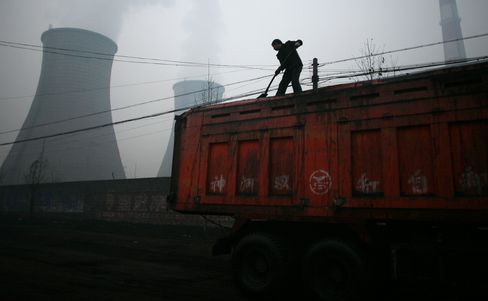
[232,233,288,298]
[302,239,365,301]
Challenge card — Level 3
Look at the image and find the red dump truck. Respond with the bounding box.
[169,62,488,300]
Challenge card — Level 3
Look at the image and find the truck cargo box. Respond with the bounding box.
[170,62,488,223]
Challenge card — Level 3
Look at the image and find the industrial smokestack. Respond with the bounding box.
[439,0,466,61]
[0,28,125,184]
[157,80,224,177]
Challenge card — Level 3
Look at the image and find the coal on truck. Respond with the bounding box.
[168,62,488,300]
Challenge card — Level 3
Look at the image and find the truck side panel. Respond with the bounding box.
[171,63,488,222]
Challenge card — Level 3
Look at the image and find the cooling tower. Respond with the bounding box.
[157,80,225,177]
[0,28,125,185]
[439,0,466,61]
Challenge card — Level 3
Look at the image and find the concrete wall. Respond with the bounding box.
[0,177,232,227]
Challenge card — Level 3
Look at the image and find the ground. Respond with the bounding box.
[0,217,245,301]
[0,217,485,301]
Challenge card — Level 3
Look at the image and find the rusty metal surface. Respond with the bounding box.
[172,62,488,222]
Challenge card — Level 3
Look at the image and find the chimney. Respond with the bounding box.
[439,0,466,61]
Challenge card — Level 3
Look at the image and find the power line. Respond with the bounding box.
[0,81,281,147]
[6,55,478,145]
[0,67,265,102]
[3,35,487,145]
[0,74,273,136]
[315,56,488,84]
[316,32,488,68]
[0,119,173,157]
[0,108,178,147]
[3,32,485,104]
[5,54,482,148]
[0,39,274,71]
[46,116,172,145]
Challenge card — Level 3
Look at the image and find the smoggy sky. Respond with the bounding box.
[1,0,487,179]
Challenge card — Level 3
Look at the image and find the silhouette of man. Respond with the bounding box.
[271,39,303,96]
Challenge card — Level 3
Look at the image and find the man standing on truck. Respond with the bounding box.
[272,38,303,96]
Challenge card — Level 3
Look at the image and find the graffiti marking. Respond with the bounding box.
[460,166,488,194]
[408,169,428,194]
[210,175,226,193]
[274,175,291,191]
[309,169,332,195]
[240,176,256,193]
[356,173,380,193]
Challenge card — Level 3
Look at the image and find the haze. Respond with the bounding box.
[1,0,487,179]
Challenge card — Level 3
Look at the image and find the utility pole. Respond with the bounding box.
[312,58,319,91]
[207,58,211,103]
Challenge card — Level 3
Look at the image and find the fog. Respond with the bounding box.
[1,0,487,180]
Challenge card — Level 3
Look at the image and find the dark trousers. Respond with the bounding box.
[276,65,302,96]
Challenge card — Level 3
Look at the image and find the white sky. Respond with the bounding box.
[1,0,487,179]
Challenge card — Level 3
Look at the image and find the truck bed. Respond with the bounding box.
[170,62,488,224]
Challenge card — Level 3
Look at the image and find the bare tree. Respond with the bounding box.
[195,60,223,105]
[25,158,48,185]
[24,140,49,218]
[355,38,398,81]
[197,79,222,105]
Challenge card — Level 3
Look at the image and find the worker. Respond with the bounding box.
[271,39,303,96]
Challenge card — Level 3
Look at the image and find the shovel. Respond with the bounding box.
[257,73,278,98]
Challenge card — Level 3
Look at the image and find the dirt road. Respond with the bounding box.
[0,218,246,301]
[1,218,485,301]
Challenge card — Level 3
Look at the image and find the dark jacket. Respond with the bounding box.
[276,40,303,72]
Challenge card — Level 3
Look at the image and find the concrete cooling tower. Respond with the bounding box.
[157,80,225,177]
[0,28,125,185]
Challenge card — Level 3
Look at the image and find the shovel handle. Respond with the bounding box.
[263,74,277,95]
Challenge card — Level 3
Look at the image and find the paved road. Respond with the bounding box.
[1,218,486,301]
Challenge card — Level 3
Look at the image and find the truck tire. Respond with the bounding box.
[302,239,365,301]
[232,233,288,298]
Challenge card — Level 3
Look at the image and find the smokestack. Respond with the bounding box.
[0,28,125,184]
[439,0,466,61]
[158,80,225,177]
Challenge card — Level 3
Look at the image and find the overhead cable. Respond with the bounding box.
[316,55,488,84]
[0,68,263,101]
[0,74,273,136]
[0,39,274,71]
[316,32,488,67]
[0,80,281,147]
